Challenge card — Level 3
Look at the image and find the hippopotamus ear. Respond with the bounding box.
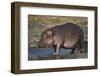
[46,30,55,36]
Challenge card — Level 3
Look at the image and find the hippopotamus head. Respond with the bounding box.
[38,29,54,48]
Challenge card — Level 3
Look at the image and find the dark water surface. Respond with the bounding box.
[28,48,87,60]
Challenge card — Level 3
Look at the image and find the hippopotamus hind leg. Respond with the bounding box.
[71,47,76,54]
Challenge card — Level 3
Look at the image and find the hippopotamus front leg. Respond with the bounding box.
[53,44,61,56]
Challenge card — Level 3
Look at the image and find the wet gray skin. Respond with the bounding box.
[38,23,84,56]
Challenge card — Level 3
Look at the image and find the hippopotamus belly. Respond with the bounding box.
[63,32,79,48]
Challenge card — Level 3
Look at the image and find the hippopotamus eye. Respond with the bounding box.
[68,33,72,36]
[47,31,52,35]
[44,34,46,37]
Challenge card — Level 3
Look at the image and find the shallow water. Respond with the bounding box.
[28,48,87,60]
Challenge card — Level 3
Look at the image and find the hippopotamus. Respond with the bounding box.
[38,23,84,55]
